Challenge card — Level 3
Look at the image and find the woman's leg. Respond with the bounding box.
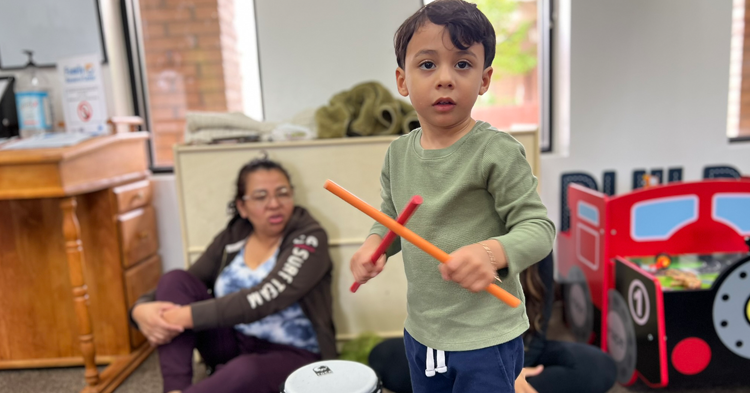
[183,340,320,393]
[527,340,617,393]
[369,338,413,393]
[155,270,239,393]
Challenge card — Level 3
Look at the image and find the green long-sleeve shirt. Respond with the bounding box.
[370,121,555,351]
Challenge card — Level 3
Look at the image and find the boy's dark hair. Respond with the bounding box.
[394,0,496,70]
[227,152,292,217]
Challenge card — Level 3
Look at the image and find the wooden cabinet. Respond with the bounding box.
[118,206,159,269]
[124,254,162,348]
[0,133,161,393]
[113,179,152,214]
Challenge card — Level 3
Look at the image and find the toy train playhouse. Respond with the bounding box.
[557,178,750,388]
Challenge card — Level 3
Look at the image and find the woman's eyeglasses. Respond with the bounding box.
[242,187,293,206]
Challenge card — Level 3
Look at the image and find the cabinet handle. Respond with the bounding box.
[138,231,150,240]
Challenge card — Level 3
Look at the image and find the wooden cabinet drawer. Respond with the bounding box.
[113,180,151,214]
[124,254,162,349]
[118,206,159,268]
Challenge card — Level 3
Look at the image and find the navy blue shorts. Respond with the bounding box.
[403,329,524,393]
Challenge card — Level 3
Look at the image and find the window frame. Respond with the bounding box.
[121,0,162,172]
[121,0,265,172]
[540,0,553,152]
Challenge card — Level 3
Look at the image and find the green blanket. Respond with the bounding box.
[316,81,420,138]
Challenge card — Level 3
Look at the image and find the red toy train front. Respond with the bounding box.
[557,179,750,388]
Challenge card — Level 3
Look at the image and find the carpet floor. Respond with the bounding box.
[1,302,747,393]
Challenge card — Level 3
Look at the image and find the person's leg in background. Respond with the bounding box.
[526,340,616,393]
[155,270,239,393]
[369,338,413,393]
[184,337,320,393]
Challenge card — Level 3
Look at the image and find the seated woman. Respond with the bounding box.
[130,156,335,393]
[368,253,617,393]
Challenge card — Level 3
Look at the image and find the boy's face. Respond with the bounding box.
[396,22,492,130]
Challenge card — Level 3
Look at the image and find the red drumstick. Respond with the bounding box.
[351,195,423,293]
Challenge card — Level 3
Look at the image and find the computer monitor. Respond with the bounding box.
[0,76,19,139]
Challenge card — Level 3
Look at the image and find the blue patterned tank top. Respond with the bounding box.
[213,246,319,353]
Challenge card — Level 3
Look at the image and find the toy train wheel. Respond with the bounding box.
[712,255,750,360]
[607,289,637,385]
[563,266,594,343]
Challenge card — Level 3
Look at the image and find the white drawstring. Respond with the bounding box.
[436,350,447,373]
[425,347,448,377]
[425,347,435,377]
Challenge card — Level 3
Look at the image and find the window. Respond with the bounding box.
[631,196,699,241]
[123,0,262,169]
[713,193,750,235]
[577,200,600,226]
[425,0,552,151]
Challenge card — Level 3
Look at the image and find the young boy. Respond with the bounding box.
[350,1,555,392]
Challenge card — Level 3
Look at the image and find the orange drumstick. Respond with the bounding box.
[325,180,521,308]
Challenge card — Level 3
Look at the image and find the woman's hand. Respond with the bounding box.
[132,302,185,346]
[350,235,386,284]
[162,305,194,330]
[515,365,544,393]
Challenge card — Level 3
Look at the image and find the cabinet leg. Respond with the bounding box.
[61,197,99,388]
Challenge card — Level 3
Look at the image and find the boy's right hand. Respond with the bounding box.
[350,234,386,284]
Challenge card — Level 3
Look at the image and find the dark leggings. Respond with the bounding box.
[368,338,616,393]
[525,340,616,393]
[155,270,320,393]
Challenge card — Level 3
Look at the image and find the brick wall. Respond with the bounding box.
[139,0,244,166]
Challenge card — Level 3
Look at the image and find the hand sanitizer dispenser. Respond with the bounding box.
[15,50,53,138]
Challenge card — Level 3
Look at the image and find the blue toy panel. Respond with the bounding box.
[578,200,600,226]
[713,194,750,236]
[631,196,698,241]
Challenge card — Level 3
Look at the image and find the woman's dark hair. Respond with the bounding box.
[227,153,292,218]
[394,0,496,70]
[520,264,545,336]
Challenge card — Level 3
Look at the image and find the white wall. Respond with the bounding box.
[541,0,750,232]
[254,0,421,122]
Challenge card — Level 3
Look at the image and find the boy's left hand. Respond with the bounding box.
[440,243,497,292]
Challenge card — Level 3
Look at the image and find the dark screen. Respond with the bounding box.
[0,76,19,138]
